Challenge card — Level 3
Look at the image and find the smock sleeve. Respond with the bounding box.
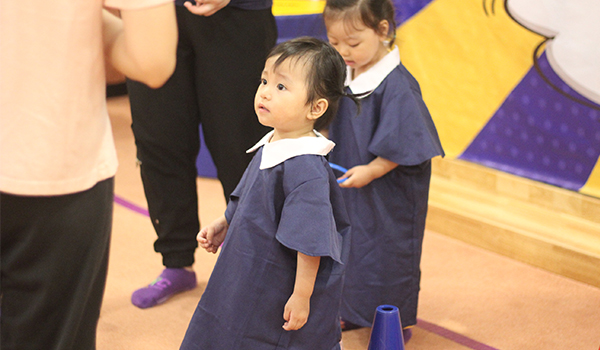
[224,150,259,224]
[224,198,238,225]
[368,73,444,166]
[275,156,344,264]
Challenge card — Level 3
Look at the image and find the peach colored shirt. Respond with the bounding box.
[0,0,170,196]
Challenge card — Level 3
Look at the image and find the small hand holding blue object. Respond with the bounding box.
[330,157,399,188]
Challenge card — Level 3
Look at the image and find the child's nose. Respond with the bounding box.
[259,85,270,99]
[337,45,350,57]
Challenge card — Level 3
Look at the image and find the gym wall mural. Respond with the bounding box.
[198,0,600,198]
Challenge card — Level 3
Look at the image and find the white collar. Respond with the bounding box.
[346,46,400,98]
[247,130,335,169]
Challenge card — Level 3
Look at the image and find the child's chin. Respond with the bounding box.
[256,115,271,127]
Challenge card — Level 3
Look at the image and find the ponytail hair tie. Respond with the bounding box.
[340,90,369,116]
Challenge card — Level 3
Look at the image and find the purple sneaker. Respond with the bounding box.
[131,268,197,309]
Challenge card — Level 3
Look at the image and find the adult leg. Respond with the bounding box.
[1,178,113,350]
[126,8,200,308]
[180,7,277,199]
[127,10,200,268]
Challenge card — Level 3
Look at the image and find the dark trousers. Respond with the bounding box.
[1,178,114,350]
[126,6,277,268]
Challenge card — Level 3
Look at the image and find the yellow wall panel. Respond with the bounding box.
[273,0,325,16]
[580,158,600,198]
[397,0,543,157]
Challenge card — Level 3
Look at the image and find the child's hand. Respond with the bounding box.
[282,293,310,331]
[197,215,229,254]
[338,165,376,188]
[338,157,398,188]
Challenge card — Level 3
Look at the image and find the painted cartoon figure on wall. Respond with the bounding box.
[461,0,600,194]
[506,0,599,106]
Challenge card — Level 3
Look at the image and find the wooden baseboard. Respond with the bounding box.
[427,157,600,288]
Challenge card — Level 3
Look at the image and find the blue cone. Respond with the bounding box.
[367,305,405,350]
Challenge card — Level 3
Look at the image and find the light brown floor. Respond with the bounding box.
[100,96,600,350]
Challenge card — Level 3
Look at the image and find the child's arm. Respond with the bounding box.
[197,215,229,254]
[338,156,398,188]
[282,253,321,331]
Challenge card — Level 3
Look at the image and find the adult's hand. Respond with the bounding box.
[184,0,230,16]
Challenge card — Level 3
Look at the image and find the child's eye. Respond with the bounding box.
[277,83,286,91]
[350,43,360,48]
[260,78,267,85]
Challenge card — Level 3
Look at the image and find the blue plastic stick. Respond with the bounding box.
[328,162,348,183]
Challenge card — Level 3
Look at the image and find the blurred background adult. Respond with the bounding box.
[0,1,177,349]
[126,0,277,308]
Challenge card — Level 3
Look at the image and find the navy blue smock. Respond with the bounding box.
[180,132,351,350]
[328,47,444,329]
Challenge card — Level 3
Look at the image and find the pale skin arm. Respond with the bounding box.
[338,156,398,188]
[197,215,229,254]
[102,3,177,88]
[184,0,230,16]
[283,253,320,331]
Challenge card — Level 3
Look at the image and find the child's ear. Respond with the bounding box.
[309,98,329,120]
[378,20,390,39]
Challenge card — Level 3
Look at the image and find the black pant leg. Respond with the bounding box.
[127,6,277,267]
[1,178,113,350]
[126,14,201,267]
[181,7,277,198]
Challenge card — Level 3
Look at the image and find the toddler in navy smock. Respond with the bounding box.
[323,0,445,342]
[180,37,358,350]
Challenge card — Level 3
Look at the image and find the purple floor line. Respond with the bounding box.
[416,318,500,350]
[113,195,500,350]
[114,195,149,217]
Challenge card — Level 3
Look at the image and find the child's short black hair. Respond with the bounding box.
[323,0,397,49]
[267,36,350,131]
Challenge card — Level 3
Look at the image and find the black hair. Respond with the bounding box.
[267,36,359,130]
[323,0,397,49]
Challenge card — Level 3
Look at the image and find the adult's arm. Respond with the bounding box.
[103,3,177,88]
